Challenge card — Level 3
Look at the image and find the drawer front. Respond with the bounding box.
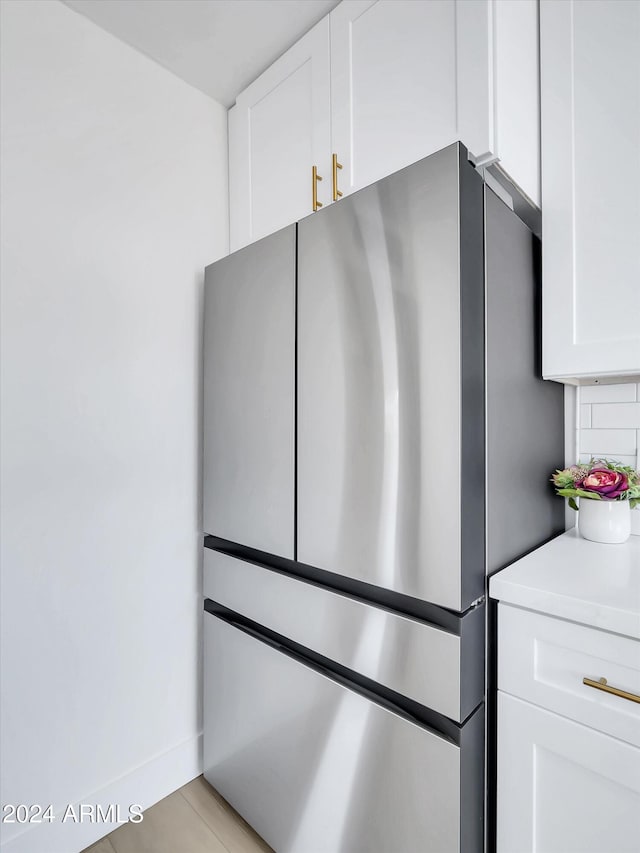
[498,603,640,746]
[204,548,484,721]
[204,610,483,853]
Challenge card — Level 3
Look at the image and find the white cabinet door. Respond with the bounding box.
[228,18,330,251]
[497,692,640,853]
[330,0,457,198]
[541,0,640,383]
[456,0,540,207]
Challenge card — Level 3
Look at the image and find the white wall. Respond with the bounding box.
[0,2,228,851]
[573,382,640,536]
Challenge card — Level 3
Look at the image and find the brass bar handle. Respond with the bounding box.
[312,166,323,211]
[583,676,640,704]
[332,153,343,201]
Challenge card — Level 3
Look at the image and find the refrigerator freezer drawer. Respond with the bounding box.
[204,609,483,853]
[203,225,295,558]
[203,548,484,723]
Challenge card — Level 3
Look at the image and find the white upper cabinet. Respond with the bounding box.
[228,18,330,251]
[330,0,456,198]
[541,0,640,383]
[229,0,541,251]
[457,0,540,207]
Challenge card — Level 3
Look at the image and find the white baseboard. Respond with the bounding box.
[1,733,203,853]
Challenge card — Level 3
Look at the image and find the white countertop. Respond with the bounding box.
[489,528,640,639]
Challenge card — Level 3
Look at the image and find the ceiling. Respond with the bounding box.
[62,0,340,107]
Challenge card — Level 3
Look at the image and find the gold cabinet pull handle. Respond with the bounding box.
[312,166,323,211]
[332,153,343,201]
[583,676,640,704]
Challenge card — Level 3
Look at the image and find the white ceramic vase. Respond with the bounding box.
[578,498,631,544]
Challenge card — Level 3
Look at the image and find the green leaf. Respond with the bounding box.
[574,489,602,500]
[568,497,579,512]
[556,488,579,498]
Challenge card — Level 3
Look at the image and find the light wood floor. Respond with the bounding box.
[82,776,273,853]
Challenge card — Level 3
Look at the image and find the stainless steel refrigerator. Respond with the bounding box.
[202,143,564,852]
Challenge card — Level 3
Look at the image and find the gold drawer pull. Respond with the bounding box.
[312,166,323,211]
[332,153,343,201]
[583,676,640,704]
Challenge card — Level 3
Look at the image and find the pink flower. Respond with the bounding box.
[578,468,629,499]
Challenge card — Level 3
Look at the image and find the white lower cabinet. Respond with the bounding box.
[496,603,640,853]
[497,692,640,853]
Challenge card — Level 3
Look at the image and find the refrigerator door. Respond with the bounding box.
[203,225,295,558]
[297,143,485,611]
[204,607,484,853]
[203,548,484,722]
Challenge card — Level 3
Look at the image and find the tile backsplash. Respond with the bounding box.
[577,381,640,535]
